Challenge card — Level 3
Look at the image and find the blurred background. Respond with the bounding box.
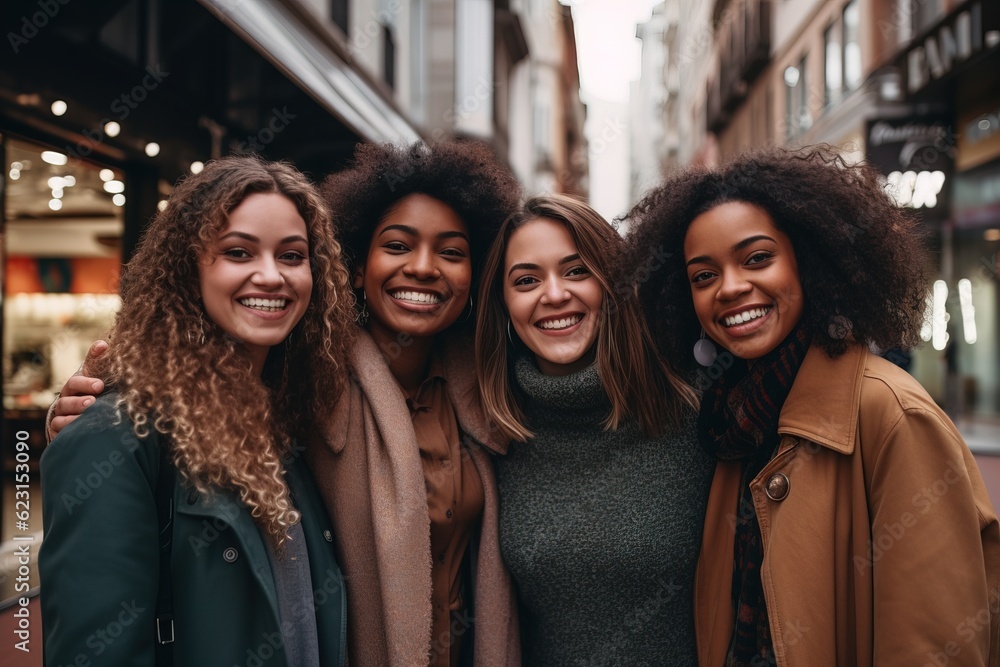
[0,0,998,658]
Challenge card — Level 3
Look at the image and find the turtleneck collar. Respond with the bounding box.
[512,354,610,418]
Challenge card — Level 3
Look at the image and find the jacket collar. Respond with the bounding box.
[777,343,867,455]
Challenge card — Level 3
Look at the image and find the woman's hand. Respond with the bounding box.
[48,340,109,438]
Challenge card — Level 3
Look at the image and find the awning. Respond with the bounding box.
[200,0,423,144]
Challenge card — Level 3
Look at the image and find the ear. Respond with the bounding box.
[352,268,364,290]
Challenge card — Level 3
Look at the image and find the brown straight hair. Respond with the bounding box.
[476,193,697,442]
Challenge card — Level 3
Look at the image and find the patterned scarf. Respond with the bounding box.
[697,325,811,667]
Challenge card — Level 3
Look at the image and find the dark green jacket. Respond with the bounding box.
[40,394,346,667]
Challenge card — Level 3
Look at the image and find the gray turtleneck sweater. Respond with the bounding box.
[494,357,714,666]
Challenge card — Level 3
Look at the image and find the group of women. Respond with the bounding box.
[39,140,999,667]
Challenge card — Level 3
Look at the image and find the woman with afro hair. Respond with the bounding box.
[309,140,523,666]
[624,146,999,667]
[40,155,353,666]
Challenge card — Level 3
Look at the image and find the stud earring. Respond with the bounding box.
[693,329,717,367]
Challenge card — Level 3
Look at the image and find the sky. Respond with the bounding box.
[564,0,662,221]
[568,0,661,104]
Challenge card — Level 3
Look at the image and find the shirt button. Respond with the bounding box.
[438,553,445,563]
[222,547,239,563]
[323,530,334,542]
[765,473,790,501]
[445,509,453,519]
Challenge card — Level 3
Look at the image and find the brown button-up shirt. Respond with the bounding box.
[404,358,485,667]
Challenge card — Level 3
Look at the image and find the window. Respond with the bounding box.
[331,0,349,35]
[914,0,944,35]
[824,22,842,106]
[785,55,810,141]
[409,0,427,123]
[843,0,862,91]
[383,24,395,90]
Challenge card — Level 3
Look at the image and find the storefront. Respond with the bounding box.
[0,0,421,609]
[870,0,1000,423]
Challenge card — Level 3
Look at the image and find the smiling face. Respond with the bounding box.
[503,217,604,376]
[356,193,472,343]
[684,201,804,361]
[198,192,312,373]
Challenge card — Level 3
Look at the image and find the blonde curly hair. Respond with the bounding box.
[98,154,355,544]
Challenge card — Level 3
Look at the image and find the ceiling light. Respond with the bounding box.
[41,151,68,166]
[190,161,204,174]
[144,142,160,157]
[104,121,121,138]
[51,100,68,116]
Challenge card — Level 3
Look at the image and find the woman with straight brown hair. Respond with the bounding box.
[475,193,711,664]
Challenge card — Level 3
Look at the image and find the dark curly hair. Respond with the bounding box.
[622,146,931,370]
[319,140,521,326]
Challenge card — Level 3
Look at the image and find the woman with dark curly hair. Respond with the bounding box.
[40,155,353,666]
[624,146,1000,667]
[309,140,523,666]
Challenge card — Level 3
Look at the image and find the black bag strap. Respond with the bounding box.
[154,440,176,665]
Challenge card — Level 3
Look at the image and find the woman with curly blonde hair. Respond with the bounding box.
[40,154,354,667]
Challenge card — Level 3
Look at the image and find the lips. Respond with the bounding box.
[721,306,771,328]
[536,314,583,330]
[389,289,442,305]
[238,297,289,312]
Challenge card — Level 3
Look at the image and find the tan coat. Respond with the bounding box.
[695,344,1000,667]
[307,330,519,667]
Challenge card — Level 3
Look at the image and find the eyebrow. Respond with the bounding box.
[378,224,470,243]
[219,231,308,244]
[507,254,581,277]
[685,235,777,267]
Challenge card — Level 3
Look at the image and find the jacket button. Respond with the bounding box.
[323,530,333,542]
[765,473,790,501]
[222,547,239,563]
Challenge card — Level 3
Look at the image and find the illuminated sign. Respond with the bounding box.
[896,0,1000,98]
[866,117,954,214]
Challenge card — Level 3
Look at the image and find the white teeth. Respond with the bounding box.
[537,315,583,330]
[724,307,770,327]
[239,297,287,312]
[391,290,441,304]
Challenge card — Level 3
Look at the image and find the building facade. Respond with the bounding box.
[0,0,588,613]
[643,0,1000,424]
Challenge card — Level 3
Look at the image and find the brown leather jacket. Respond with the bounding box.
[695,344,1000,667]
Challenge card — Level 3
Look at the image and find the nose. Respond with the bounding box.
[251,257,285,288]
[539,276,570,305]
[403,247,440,280]
[716,269,751,301]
